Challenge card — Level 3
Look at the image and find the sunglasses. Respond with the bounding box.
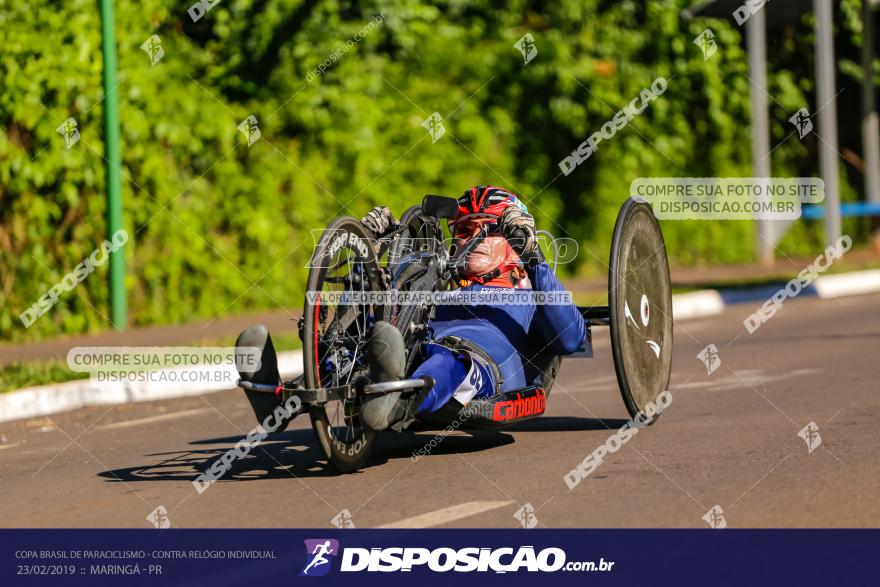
[450,217,499,240]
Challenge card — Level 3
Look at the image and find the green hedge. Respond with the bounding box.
[0,0,868,341]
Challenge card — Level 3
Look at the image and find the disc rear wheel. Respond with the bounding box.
[608,198,673,421]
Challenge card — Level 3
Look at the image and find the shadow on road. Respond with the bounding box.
[97,428,336,483]
[504,416,629,432]
[376,429,515,462]
[96,426,518,484]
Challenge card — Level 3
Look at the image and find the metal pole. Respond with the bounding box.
[814,0,842,245]
[863,0,880,204]
[99,0,126,329]
[747,9,773,265]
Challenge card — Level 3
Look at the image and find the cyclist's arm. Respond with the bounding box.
[526,262,586,355]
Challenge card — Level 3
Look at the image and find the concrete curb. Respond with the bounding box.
[672,290,725,320]
[0,351,303,424]
[2,268,879,424]
[672,268,880,320]
[813,268,880,298]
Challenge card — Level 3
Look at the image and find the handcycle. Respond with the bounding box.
[235,195,672,472]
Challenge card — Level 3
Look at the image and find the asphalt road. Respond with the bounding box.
[2,292,878,528]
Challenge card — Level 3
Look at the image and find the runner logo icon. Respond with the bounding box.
[300,539,340,576]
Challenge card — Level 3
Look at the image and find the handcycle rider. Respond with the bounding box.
[359,185,587,431]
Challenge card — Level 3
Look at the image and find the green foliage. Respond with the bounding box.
[0,0,870,341]
[0,359,88,393]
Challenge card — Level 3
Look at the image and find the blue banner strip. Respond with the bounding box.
[2,529,876,586]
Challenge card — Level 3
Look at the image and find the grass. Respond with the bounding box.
[0,331,303,394]
[0,359,90,393]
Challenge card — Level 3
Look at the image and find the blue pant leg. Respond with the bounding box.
[412,346,467,414]
[412,345,496,414]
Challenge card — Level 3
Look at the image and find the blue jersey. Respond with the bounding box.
[428,262,586,391]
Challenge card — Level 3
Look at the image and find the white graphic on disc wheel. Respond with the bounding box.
[624,300,640,329]
[624,297,661,358]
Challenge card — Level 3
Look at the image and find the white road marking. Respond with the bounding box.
[95,408,214,430]
[377,500,513,529]
[585,374,618,384]
[0,442,21,451]
[676,369,818,392]
[677,320,714,331]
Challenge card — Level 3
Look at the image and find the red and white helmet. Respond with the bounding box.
[451,185,529,227]
[450,186,528,286]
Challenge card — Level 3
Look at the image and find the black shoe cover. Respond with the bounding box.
[235,324,288,433]
[362,321,406,431]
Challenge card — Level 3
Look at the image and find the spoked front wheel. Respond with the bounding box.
[385,204,444,371]
[303,217,384,472]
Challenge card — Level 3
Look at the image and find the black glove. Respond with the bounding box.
[500,206,538,256]
[361,206,398,237]
[519,246,545,268]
